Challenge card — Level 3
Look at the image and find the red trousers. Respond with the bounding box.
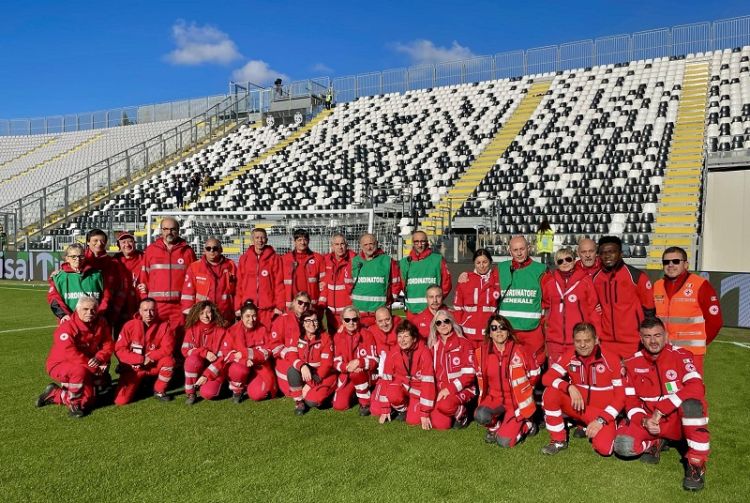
[516,325,546,366]
[332,371,372,410]
[48,362,97,410]
[542,387,616,455]
[600,340,639,361]
[257,308,276,332]
[370,379,391,416]
[475,395,533,447]
[384,382,431,426]
[546,341,573,366]
[184,354,224,399]
[114,357,175,405]
[226,361,276,401]
[431,387,476,430]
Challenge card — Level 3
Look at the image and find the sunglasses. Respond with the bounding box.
[489,324,507,331]
[342,317,359,323]
[205,246,221,252]
[662,258,684,265]
[67,255,83,259]
[296,300,311,306]
[413,240,428,244]
[556,256,575,265]
[434,319,450,326]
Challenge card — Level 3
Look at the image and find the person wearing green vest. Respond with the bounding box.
[351,233,401,328]
[497,236,548,367]
[536,220,555,269]
[400,231,452,322]
[47,243,111,322]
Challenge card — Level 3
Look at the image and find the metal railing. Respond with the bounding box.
[0,93,249,247]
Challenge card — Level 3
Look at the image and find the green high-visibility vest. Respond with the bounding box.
[351,254,391,313]
[400,252,443,314]
[497,260,546,331]
[53,269,105,312]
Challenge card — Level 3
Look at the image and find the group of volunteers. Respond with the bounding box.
[38,218,723,491]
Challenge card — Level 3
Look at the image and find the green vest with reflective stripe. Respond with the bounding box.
[400,252,443,314]
[351,254,391,313]
[53,269,105,312]
[498,260,545,331]
[536,230,554,253]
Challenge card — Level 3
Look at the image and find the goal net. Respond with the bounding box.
[144,209,401,261]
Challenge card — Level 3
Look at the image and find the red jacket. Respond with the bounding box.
[181,256,237,319]
[381,341,436,417]
[622,344,706,423]
[273,311,303,360]
[575,257,602,277]
[284,331,335,378]
[282,249,325,309]
[46,314,113,374]
[47,263,113,319]
[592,262,655,346]
[431,332,477,395]
[369,315,403,356]
[235,245,284,312]
[542,268,601,347]
[413,306,447,340]
[223,321,283,365]
[115,315,174,367]
[139,238,197,303]
[113,251,144,319]
[320,250,355,313]
[543,345,624,422]
[181,322,228,379]
[480,340,539,415]
[85,248,126,316]
[404,247,453,297]
[453,269,500,342]
[333,327,379,373]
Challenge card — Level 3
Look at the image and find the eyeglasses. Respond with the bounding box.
[296,300,311,307]
[556,256,575,265]
[489,324,507,332]
[67,255,83,259]
[205,246,221,252]
[413,240,428,244]
[434,319,450,326]
[342,317,359,323]
[662,258,684,265]
[303,319,319,324]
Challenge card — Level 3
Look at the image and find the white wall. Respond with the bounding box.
[702,168,750,272]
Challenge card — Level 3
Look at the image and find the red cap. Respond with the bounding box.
[116,231,135,242]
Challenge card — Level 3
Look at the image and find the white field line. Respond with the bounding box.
[0,286,48,292]
[714,340,750,350]
[0,324,57,334]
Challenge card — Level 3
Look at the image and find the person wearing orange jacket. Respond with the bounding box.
[37,297,114,418]
[542,247,601,363]
[429,310,477,430]
[540,322,623,456]
[654,247,723,374]
[180,301,229,404]
[281,229,325,312]
[181,238,237,322]
[378,320,435,430]
[234,228,285,331]
[475,314,540,447]
[332,306,379,415]
[273,291,310,395]
[320,233,355,332]
[224,301,282,403]
[114,298,175,405]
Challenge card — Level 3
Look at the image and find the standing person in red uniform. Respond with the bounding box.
[429,310,477,430]
[614,318,710,492]
[320,233,355,332]
[180,301,228,404]
[113,298,175,405]
[138,217,197,337]
[113,231,144,325]
[36,297,113,418]
[84,228,125,324]
[453,249,499,348]
[282,229,325,313]
[378,320,435,430]
[592,236,655,359]
[399,231,452,322]
[369,307,403,416]
[540,322,623,456]
[332,306,379,415]
[350,233,401,327]
[413,285,449,340]
[542,247,601,363]
[283,309,337,415]
[575,238,601,277]
[224,301,282,403]
[235,228,285,331]
[474,314,540,446]
[181,238,237,322]
[654,247,723,374]
[273,291,311,395]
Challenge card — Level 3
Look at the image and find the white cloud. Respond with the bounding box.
[310,62,333,74]
[166,20,242,65]
[392,39,476,65]
[232,60,289,85]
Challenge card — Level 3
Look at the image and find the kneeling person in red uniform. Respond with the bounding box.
[181,301,229,404]
[332,306,379,415]
[614,317,710,492]
[37,296,114,418]
[114,298,175,404]
[540,322,623,456]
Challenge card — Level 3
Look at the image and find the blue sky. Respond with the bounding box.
[1,0,749,119]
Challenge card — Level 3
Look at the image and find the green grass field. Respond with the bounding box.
[1,281,748,502]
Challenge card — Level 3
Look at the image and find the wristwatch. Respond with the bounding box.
[595,416,608,426]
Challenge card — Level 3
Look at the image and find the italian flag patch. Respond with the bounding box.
[665,381,679,394]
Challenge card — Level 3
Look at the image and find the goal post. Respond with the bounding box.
[144,209,400,260]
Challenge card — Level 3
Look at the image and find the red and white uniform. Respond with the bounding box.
[282,250,325,310]
[542,268,602,362]
[380,341,436,425]
[542,345,623,455]
[320,250,355,331]
[332,327,379,410]
[616,345,710,464]
[85,248,127,323]
[270,311,303,394]
[139,237,197,329]
[45,314,113,410]
[453,269,500,346]
[413,305,447,340]
[180,256,238,321]
[113,250,144,322]
[180,322,228,400]
[279,331,337,406]
[430,331,477,430]
[114,315,175,405]
[592,262,655,359]
[476,341,539,446]
[575,257,602,278]
[369,315,402,415]
[223,321,283,400]
[235,245,284,330]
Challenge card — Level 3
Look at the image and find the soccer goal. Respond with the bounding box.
[144,209,401,260]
